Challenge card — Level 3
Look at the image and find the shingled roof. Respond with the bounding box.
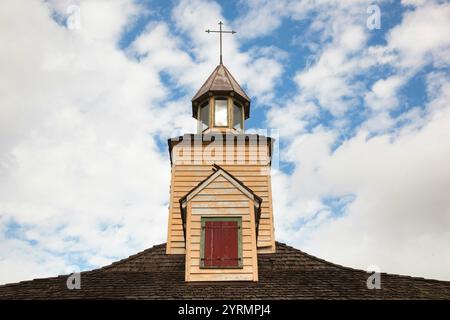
[191,64,251,118]
[192,64,250,102]
[1,242,449,299]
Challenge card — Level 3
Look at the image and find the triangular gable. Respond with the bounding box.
[179,164,262,240]
[180,165,261,208]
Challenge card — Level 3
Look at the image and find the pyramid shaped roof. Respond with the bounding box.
[192,64,250,102]
[1,242,450,299]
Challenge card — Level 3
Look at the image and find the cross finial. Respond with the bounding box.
[206,21,236,64]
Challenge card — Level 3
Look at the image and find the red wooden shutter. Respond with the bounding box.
[204,220,239,267]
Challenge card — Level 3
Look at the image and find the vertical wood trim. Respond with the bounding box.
[185,201,192,281]
[227,97,232,129]
[241,104,245,133]
[166,165,175,254]
[241,103,245,132]
[197,104,201,133]
[238,217,243,267]
[199,217,206,268]
[266,172,276,253]
[249,200,259,281]
[209,97,214,128]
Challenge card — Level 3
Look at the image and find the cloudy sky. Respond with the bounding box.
[0,0,449,284]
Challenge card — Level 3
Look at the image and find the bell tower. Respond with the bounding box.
[166,22,276,282]
[192,63,250,134]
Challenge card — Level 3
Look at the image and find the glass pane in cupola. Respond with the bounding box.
[233,102,243,131]
[214,99,228,126]
[200,103,209,131]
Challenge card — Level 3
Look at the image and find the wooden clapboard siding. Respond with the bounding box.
[265,173,276,253]
[175,176,268,182]
[185,181,258,282]
[174,165,267,172]
[173,186,268,192]
[186,273,254,281]
[165,165,177,254]
[167,141,275,255]
[185,201,192,281]
[171,201,270,209]
[174,148,268,155]
[172,143,270,165]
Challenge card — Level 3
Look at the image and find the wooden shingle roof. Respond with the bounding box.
[192,64,250,103]
[1,242,449,299]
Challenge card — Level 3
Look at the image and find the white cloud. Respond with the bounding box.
[0,0,187,284]
[299,105,450,280]
[236,1,374,117]
[291,8,370,116]
[1,0,449,286]
[361,112,395,133]
[0,0,284,285]
[274,94,450,280]
[267,98,318,136]
[267,0,449,134]
[401,0,428,6]
[233,0,288,39]
[130,22,195,88]
[0,234,70,285]
[79,0,141,42]
[265,0,450,281]
[364,75,406,111]
[426,71,450,113]
[169,0,285,103]
[233,0,369,41]
[387,2,450,69]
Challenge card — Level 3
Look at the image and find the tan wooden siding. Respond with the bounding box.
[172,143,270,166]
[185,183,258,282]
[167,143,275,255]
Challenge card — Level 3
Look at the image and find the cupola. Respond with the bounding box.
[191,64,250,133]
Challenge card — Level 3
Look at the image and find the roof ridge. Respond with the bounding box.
[191,64,220,101]
[221,64,250,100]
[0,275,63,288]
[221,64,237,93]
[0,243,168,288]
[191,64,250,103]
[273,242,365,273]
[87,243,166,275]
[88,241,450,284]
[2,241,450,298]
[277,242,376,274]
[274,242,449,283]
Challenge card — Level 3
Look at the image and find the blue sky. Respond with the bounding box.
[0,0,450,284]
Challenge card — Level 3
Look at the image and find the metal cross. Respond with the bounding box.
[206,21,236,64]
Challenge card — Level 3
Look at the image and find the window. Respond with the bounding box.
[201,217,242,268]
[199,102,210,132]
[214,98,228,127]
[233,102,243,131]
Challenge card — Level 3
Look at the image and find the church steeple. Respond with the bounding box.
[165,22,276,283]
[192,22,249,134]
[192,64,250,133]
